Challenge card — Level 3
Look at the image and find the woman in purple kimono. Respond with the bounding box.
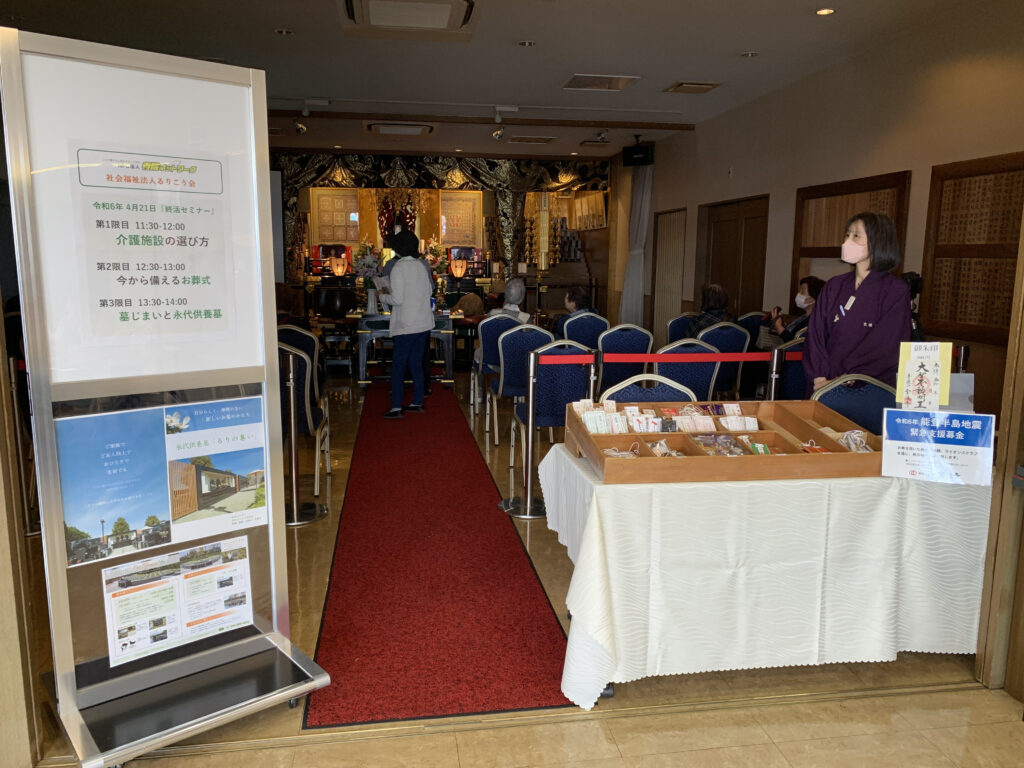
[804,212,911,392]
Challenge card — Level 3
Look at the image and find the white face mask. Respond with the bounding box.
[841,238,868,264]
[794,292,813,310]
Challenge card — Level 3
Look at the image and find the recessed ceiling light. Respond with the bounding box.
[570,152,579,156]
[333,145,342,149]
[455,148,463,152]
[816,8,836,15]
[740,51,759,58]
[275,28,294,35]
[517,40,536,47]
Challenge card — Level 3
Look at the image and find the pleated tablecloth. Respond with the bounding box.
[538,445,991,709]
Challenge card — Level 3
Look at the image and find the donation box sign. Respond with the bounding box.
[882,409,994,486]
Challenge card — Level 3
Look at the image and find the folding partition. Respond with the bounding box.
[0,28,327,767]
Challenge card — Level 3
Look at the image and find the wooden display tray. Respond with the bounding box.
[564,400,882,484]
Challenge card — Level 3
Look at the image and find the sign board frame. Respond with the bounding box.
[0,28,327,767]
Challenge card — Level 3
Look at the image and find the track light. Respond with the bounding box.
[492,127,505,141]
[294,120,308,135]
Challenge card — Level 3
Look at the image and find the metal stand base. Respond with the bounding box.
[285,502,329,527]
[498,497,546,519]
[600,683,615,698]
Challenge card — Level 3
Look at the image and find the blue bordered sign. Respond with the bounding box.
[882,409,994,485]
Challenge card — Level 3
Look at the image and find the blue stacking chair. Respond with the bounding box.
[278,342,330,497]
[653,339,720,401]
[487,324,554,445]
[775,339,807,400]
[599,374,697,404]
[736,312,765,351]
[811,374,897,435]
[278,324,326,407]
[563,311,609,349]
[696,321,750,397]
[597,324,653,396]
[509,340,592,480]
[667,312,699,343]
[471,314,521,421]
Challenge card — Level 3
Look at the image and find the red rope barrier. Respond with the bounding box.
[537,355,595,365]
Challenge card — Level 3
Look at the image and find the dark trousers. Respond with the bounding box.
[391,331,429,409]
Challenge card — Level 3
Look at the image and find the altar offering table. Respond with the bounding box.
[356,314,453,387]
[538,444,991,709]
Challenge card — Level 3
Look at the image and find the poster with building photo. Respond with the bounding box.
[164,396,267,542]
[56,395,267,567]
[101,535,253,667]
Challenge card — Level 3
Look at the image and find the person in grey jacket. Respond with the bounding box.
[379,228,434,418]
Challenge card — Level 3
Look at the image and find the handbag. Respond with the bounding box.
[756,324,783,350]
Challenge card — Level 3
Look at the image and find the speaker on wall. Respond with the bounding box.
[622,143,654,167]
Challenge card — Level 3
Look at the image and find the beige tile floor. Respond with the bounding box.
[30,372,1024,767]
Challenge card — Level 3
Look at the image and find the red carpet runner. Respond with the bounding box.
[304,384,569,727]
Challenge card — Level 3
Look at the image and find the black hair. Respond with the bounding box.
[846,211,900,272]
[389,228,420,258]
[700,283,729,312]
[799,275,825,301]
[900,271,922,300]
[565,285,589,311]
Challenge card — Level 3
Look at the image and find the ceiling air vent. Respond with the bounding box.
[563,74,639,92]
[342,0,475,35]
[663,81,720,95]
[507,136,556,145]
[365,122,435,136]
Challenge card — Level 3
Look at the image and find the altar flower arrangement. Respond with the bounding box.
[423,237,449,280]
[351,240,382,279]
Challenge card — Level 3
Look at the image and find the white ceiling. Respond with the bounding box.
[3,0,969,157]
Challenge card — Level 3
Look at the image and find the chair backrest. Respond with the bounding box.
[736,312,765,351]
[667,312,698,344]
[696,321,750,395]
[278,324,325,402]
[599,374,697,403]
[776,339,806,401]
[563,312,609,349]
[278,342,325,436]
[597,324,654,394]
[811,374,897,435]
[496,325,555,395]
[530,340,593,425]
[477,314,522,369]
[653,339,720,401]
[794,326,808,339]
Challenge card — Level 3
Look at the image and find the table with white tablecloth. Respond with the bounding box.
[538,444,991,710]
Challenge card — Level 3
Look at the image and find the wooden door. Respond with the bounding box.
[698,196,769,316]
[650,209,686,349]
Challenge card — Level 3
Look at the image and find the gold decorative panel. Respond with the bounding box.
[928,257,1016,327]
[801,189,898,246]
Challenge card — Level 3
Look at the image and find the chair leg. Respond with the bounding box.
[484,388,491,433]
[509,419,516,468]
[322,397,332,475]
[548,427,554,444]
[313,428,322,498]
[469,371,476,418]
[521,424,530,487]
[491,392,500,446]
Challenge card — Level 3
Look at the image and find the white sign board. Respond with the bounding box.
[19,53,264,383]
[882,409,994,486]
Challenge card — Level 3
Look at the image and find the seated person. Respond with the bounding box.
[761,275,824,348]
[690,283,733,335]
[555,285,593,338]
[487,277,530,323]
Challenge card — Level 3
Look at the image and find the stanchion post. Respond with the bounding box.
[501,351,546,519]
[283,349,328,527]
[588,355,597,401]
[767,347,784,401]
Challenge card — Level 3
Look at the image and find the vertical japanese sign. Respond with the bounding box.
[882,409,994,485]
[897,342,952,410]
[77,149,229,337]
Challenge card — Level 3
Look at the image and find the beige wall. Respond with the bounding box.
[653,0,1024,311]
